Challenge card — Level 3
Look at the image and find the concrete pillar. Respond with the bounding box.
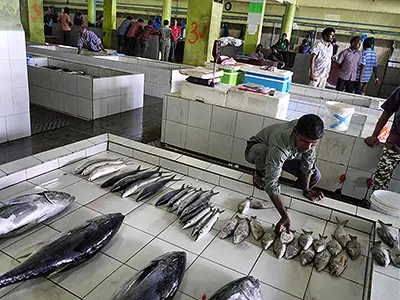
[103,0,116,48]
[281,1,297,40]
[88,0,96,26]
[183,0,223,66]
[243,0,266,55]
[162,0,172,24]
[19,0,45,43]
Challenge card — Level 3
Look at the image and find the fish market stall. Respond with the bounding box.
[27,57,144,120]
[0,133,397,299]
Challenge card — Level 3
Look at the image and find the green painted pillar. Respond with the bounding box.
[183,0,223,66]
[243,0,266,55]
[103,0,116,49]
[88,0,96,26]
[281,1,297,40]
[162,0,172,24]
[19,0,44,43]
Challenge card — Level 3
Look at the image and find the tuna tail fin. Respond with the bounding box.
[335,216,349,227]
[319,234,328,240]
[302,229,313,235]
[378,220,391,227]
[349,235,357,241]
[371,240,382,246]
[290,229,296,234]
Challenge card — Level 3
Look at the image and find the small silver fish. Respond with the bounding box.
[390,240,400,268]
[345,235,361,260]
[371,241,390,267]
[280,230,296,244]
[314,249,331,272]
[82,159,123,176]
[298,229,313,250]
[327,235,342,257]
[249,216,264,241]
[219,216,239,239]
[192,209,214,237]
[182,206,212,230]
[377,220,399,248]
[329,250,348,277]
[273,239,286,259]
[299,248,316,266]
[249,198,271,209]
[334,217,351,248]
[261,224,277,250]
[196,209,223,242]
[237,199,250,214]
[233,218,250,244]
[284,238,302,260]
[88,163,125,181]
[313,234,328,253]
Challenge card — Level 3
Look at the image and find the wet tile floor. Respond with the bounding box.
[0,96,162,165]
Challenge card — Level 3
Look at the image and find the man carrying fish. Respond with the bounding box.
[245,114,325,233]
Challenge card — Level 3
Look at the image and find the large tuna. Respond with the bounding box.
[0,191,75,238]
[208,276,263,300]
[110,251,186,300]
[0,213,124,288]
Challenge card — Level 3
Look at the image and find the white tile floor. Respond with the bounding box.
[0,151,374,300]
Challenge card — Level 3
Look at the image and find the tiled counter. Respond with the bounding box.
[161,92,400,201]
[0,133,398,300]
[27,57,144,120]
[26,44,190,98]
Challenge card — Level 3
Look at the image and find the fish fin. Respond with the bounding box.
[16,242,45,260]
[41,192,53,205]
[136,165,141,170]
[335,216,349,227]
[46,265,69,278]
[321,234,328,240]
[349,235,357,240]
[251,216,257,220]
[290,229,296,234]
[372,240,382,246]
[378,220,391,227]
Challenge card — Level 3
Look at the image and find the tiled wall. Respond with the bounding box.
[162,93,400,201]
[0,30,31,143]
[26,44,190,98]
[28,58,144,120]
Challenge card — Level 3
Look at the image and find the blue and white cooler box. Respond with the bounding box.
[240,65,293,93]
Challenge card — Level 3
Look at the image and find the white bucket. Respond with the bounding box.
[325,101,355,132]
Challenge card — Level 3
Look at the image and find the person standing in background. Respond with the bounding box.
[309,27,336,89]
[117,16,133,54]
[139,20,158,57]
[299,39,311,54]
[275,33,290,51]
[60,7,72,46]
[74,12,84,26]
[335,36,362,93]
[357,37,379,95]
[159,20,173,61]
[125,18,144,56]
[365,87,400,192]
[332,39,339,56]
[96,15,103,28]
[170,19,181,62]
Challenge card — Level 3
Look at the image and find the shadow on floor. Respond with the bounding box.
[0,95,163,165]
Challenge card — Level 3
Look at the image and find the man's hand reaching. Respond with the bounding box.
[275,216,291,234]
[304,190,324,201]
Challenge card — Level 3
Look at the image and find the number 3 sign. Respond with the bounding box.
[188,22,209,44]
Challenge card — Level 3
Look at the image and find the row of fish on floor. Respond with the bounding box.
[0,157,399,298]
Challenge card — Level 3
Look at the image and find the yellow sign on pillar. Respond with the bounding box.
[103,0,116,49]
[183,0,223,66]
[243,0,266,55]
[20,0,45,43]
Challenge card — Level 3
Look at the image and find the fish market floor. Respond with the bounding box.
[0,151,370,300]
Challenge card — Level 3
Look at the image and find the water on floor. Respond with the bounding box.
[0,150,372,300]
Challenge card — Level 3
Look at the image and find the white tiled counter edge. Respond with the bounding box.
[0,133,398,299]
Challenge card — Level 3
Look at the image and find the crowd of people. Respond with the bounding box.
[118,16,182,61]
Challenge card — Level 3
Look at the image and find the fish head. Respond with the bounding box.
[89,213,125,232]
[42,191,75,206]
[154,251,187,268]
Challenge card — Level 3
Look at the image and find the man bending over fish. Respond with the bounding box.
[245,114,325,233]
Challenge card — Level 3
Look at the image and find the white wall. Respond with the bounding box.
[0,30,31,143]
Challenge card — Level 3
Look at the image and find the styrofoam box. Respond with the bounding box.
[180,82,231,106]
[226,87,290,119]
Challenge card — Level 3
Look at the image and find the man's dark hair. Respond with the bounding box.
[350,36,361,44]
[127,16,133,20]
[148,20,153,25]
[64,7,70,14]
[164,20,169,26]
[137,18,144,23]
[321,28,335,39]
[363,37,373,49]
[302,39,308,45]
[296,114,325,140]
